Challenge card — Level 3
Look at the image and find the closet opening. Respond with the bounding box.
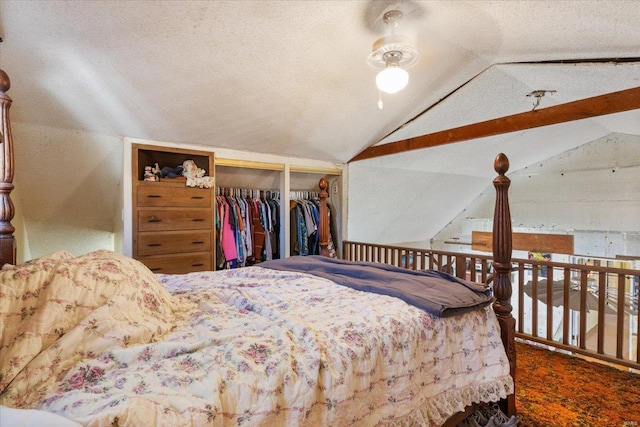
[290,170,343,259]
[215,163,284,270]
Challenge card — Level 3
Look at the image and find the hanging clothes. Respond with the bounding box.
[216,187,281,269]
[218,195,238,263]
[252,198,266,260]
[290,190,337,258]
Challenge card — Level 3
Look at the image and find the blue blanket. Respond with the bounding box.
[258,256,493,317]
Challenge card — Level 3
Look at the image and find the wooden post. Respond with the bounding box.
[318,178,329,257]
[492,153,516,416]
[0,69,16,267]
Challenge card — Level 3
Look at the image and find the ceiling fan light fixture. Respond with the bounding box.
[367,9,420,98]
[376,51,409,93]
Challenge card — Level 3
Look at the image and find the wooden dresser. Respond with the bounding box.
[132,144,215,274]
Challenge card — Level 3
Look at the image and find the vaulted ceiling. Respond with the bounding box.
[1,1,639,256]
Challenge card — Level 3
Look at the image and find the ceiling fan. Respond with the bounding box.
[364,2,425,108]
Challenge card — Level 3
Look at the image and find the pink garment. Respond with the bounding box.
[221,201,238,261]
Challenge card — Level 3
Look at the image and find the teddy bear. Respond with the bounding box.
[182,159,214,188]
[182,160,206,179]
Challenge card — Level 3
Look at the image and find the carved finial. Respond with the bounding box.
[494,153,509,175]
[0,69,10,93]
[319,177,328,192]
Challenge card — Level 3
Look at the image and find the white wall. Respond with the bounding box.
[11,122,639,263]
[430,134,640,259]
[12,122,122,258]
[9,181,31,263]
[10,124,347,261]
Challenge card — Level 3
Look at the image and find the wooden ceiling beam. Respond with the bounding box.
[350,86,640,162]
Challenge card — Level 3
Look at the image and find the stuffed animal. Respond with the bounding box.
[182,160,206,179]
[183,159,214,188]
[152,163,162,180]
[160,164,184,178]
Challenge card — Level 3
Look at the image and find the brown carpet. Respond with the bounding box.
[515,341,640,426]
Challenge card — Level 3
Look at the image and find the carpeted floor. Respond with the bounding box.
[515,341,640,426]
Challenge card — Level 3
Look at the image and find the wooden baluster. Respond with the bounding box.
[492,153,516,416]
[0,69,16,267]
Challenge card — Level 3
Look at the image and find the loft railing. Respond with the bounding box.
[343,240,640,371]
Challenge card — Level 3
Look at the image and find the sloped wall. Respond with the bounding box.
[347,139,505,246]
[10,122,639,262]
[431,133,640,259]
[12,123,122,258]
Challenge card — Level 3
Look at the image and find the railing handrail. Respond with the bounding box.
[511,256,639,276]
[343,240,492,259]
[343,240,639,276]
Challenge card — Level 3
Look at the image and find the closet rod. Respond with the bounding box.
[216,158,285,171]
[289,165,342,175]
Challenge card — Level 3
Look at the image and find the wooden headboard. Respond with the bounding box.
[0,69,16,268]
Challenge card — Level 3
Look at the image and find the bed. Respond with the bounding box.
[0,69,517,426]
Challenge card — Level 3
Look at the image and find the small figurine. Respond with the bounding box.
[152,163,162,180]
[143,166,158,181]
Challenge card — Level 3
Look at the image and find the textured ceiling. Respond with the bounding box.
[2,0,639,164]
[0,0,639,256]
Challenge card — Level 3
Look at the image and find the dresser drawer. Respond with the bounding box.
[137,230,212,256]
[137,184,211,208]
[138,209,212,232]
[137,253,211,274]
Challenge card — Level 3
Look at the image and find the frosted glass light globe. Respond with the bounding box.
[376,66,409,94]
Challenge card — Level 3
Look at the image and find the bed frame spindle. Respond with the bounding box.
[318,177,330,257]
[0,69,16,268]
[492,153,516,416]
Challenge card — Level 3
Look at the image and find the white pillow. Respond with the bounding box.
[0,406,83,427]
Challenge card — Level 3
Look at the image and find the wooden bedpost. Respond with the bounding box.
[492,153,516,416]
[0,69,16,268]
[318,177,329,257]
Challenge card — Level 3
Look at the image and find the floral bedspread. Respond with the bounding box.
[1,250,513,426]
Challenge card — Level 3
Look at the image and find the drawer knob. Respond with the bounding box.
[192,241,204,245]
[191,196,204,200]
[192,218,204,222]
[147,243,162,247]
[147,195,162,198]
[148,216,162,223]
[150,267,162,272]
[191,263,204,267]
